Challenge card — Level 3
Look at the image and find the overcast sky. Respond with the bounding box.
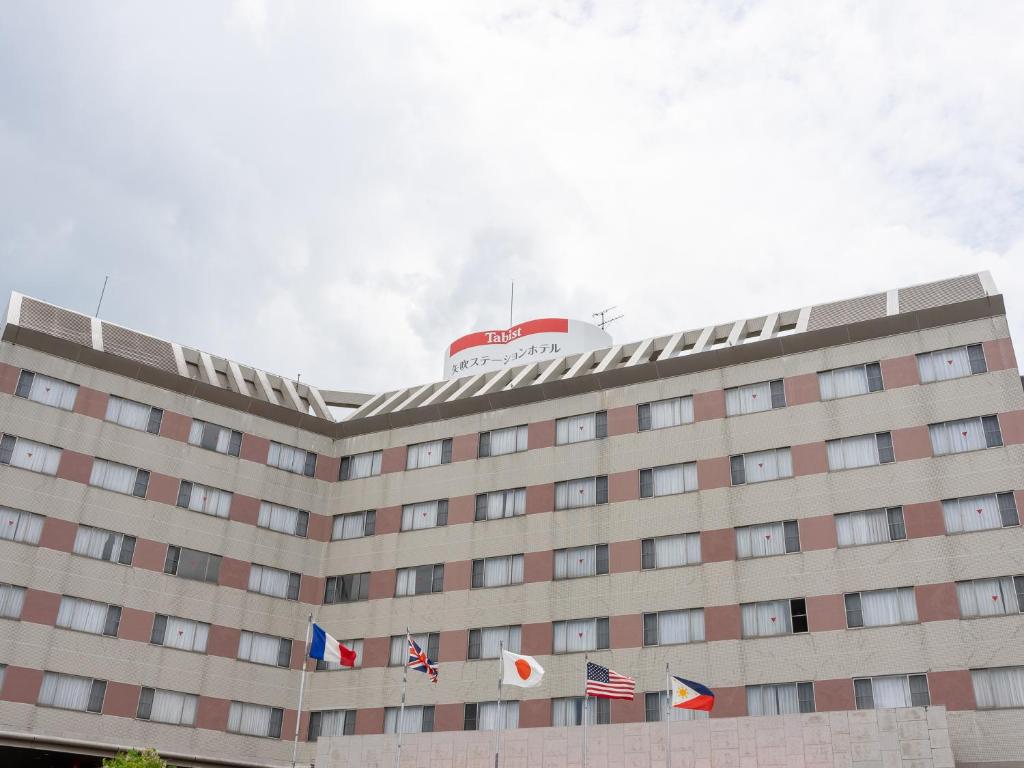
[1,1,1022,396]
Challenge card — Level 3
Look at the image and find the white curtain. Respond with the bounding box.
[0,583,26,619]
[395,568,417,597]
[57,596,109,634]
[190,484,232,518]
[482,555,523,587]
[659,609,704,644]
[652,463,697,496]
[930,418,986,456]
[742,600,791,637]
[552,698,596,726]
[89,459,136,493]
[485,489,525,519]
[744,449,792,483]
[918,347,972,384]
[27,373,78,410]
[943,494,1003,533]
[860,588,917,626]
[350,450,382,478]
[259,502,300,533]
[189,420,232,453]
[0,508,44,544]
[649,397,694,429]
[972,667,1024,709]
[726,381,772,416]
[556,478,596,509]
[39,673,92,711]
[489,426,528,455]
[9,439,60,475]
[320,639,362,669]
[655,691,708,721]
[316,710,350,736]
[269,442,307,473]
[73,526,127,562]
[554,619,596,652]
[389,633,431,665]
[481,626,521,657]
[870,676,913,708]
[654,534,701,567]
[402,501,441,530]
[165,616,209,652]
[229,702,274,736]
[335,512,368,539]
[239,631,282,665]
[478,701,519,730]
[736,522,787,558]
[151,689,197,725]
[406,440,443,469]
[556,413,596,444]
[248,565,290,598]
[819,365,870,400]
[747,684,801,716]
[556,546,597,579]
[384,706,427,733]
[106,396,152,430]
[827,434,879,471]
[836,509,891,547]
[957,578,1020,617]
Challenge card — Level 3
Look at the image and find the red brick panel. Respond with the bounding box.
[526,484,554,515]
[0,362,20,395]
[798,516,837,552]
[448,495,476,525]
[609,540,641,574]
[806,594,847,633]
[102,682,141,718]
[280,709,299,742]
[361,637,391,668]
[528,420,556,450]
[1000,410,1024,446]
[445,560,472,592]
[697,457,732,491]
[928,670,977,711]
[814,679,855,711]
[132,538,168,572]
[218,557,251,591]
[451,434,478,462]
[438,629,468,663]
[374,506,402,535]
[784,373,820,406]
[519,699,551,729]
[73,386,109,420]
[314,455,340,483]
[608,471,638,503]
[369,569,396,600]
[355,707,385,735]
[607,405,637,436]
[55,450,93,485]
[700,529,737,563]
[158,410,192,442]
[704,605,742,641]
[207,625,242,659]
[0,667,43,704]
[39,517,77,553]
[520,622,553,656]
[709,685,746,718]
[891,426,932,461]
[196,696,231,732]
[118,608,154,643]
[299,576,324,606]
[21,588,61,626]
[297,710,311,742]
[904,501,946,539]
[791,442,828,477]
[693,390,726,422]
[879,355,920,389]
[238,434,270,464]
[146,472,180,505]
[380,447,406,474]
[982,337,1018,372]
[524,550,553,584]
[306,513,332,543]
[610,614,643,649]
[433,702,464,732]
[915,582,960,623]
[610,696,645,724]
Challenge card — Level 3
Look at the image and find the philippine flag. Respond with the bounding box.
[308,623,357,667]
[670,676,715,712]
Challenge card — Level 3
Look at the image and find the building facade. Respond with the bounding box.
[0,273,1022,768]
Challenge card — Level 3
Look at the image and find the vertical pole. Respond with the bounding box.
[291,614,313,768]
[494,641,504,768]
[395,630,411,768]
[664,664,671,768]
[582,655,588,768]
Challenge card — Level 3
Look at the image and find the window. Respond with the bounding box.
[818,363,883,400]
[324,573,370,604]
[644,691,708,722]
[74,525,136,566]
[228,702,284,738]
[479,425,528,457]
[554,545,608,579]
[854,675,929,709]
[389,633,439,666]
[401,500,448,531]
[475,489,526,521]
[339,450,382,480]
[257,502,308,537]
[0,507,44,545]
[0,583,26,619]
[188,420,242,457]
[14,370,78,410]
[150,614,209,653]
[553,617,610,653]
[89,459,150,498]
[248,565,300,600]
[943,492,1019,533]
[555,411,607,445]
[956,576,1024,618]
[638,396,694,431]
[137,688,197,726]
[164,546,221,584]
[105,395,163,434]
[972,667,1024,709]
[730,448,793,485]
[555,476,608,509]
[316,639,363,670]
[642,609,705,646]
[38,672,106,713]
[472,555,524,588]
[176,481,232,519]
[332,510,375,540]
[395,564,444,596]
[308,709,356,740]
[464,701,519,730]
[640,462,698,498]
[747,683,815,715]
[741,598,807,637]
[268,441,317,476]
[56,596,121,637]
[0,435,61,475]
[918,344,987,384]
[725,380,786,416]
[930,416,1002,455]
[641,534,701,569]
[736,521,800,558]
[552,697,609,726]
[468,626,522,659]
[826,433,895,471]
[836,507,906,547]
[845,588,917,628]
[406,439,452,469]
[238,631,292,667]
[384,705,434,733]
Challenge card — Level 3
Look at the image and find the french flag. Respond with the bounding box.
[309,623,357,667]
[670,676,715,712]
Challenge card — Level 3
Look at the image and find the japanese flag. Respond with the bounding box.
[501,650,544,688]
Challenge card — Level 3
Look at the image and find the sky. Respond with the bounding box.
[1,1,1023,396]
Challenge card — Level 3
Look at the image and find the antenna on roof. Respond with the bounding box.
[593,306,623,331]
[94,276,109,317]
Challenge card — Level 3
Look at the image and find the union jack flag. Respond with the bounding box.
[407,634,438,683]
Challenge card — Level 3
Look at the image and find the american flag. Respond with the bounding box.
[585,661,635,700]
[407,635,438,683]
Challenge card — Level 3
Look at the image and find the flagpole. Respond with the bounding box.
[494,640,504,768]
[291,613,313,768]
[395,629,411,768]
[582,654,588,768]
[664,663,671,768]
